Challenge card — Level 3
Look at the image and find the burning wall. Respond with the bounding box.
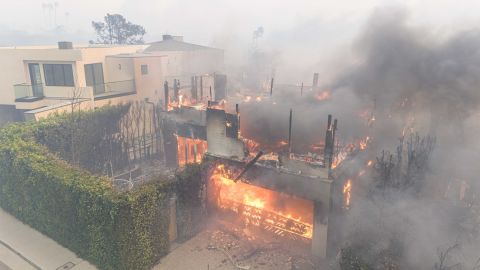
[203,154,335,260]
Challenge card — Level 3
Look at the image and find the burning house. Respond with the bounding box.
[161,74,230,168]
[158,72,365,266]
[200,104,346,262]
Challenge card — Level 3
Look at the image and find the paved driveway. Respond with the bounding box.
[0,208,96,270]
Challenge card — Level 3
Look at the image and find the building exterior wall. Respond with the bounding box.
[0,49,81,106]
[105,57,135,83]
[132,56,166,103]
[0,45,145,106]
[76,46,145,87]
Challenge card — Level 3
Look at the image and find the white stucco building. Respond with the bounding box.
[0,36,225,123]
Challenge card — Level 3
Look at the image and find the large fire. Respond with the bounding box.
[176,136,207,166]
[209,164,314,241]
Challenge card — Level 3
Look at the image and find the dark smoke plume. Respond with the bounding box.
[235,6,480,269]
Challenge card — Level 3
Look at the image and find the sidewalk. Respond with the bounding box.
[0,208,96,270]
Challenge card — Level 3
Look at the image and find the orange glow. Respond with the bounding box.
[367,160,373,167]
[179,94,184,106]
[209,164,314,240]
[277,140,288,146]
[359,136,370,150]
[316,91,331,101]
[343,179,352,208]
[177,136,207,166]
[255,96,262,102]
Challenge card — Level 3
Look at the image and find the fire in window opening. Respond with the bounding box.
[176,136,207,166]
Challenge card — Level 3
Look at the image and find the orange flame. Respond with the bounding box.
[316,91,331,101]
[209,164,314,240]
[343,179,352,208]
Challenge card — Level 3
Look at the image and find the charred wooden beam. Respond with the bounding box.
[191,76,198,100]
[324,114,334,169]
[163,81,169,110]
[234,151,264,182]
[200,76,203,100]
[173,79,179,102]
[288,108,293,154]
[270,77,274,96]
[312,73,319,90]
[236,103,240,132]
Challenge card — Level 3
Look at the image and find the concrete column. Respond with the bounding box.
[168,195,178,243]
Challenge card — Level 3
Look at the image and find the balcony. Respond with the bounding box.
[14,83,44,102]
[93,80,136,100]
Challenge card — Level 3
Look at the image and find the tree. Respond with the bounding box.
[91,14,146,44]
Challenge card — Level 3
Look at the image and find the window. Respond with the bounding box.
[43,64,74,86]
[141,64,148,75]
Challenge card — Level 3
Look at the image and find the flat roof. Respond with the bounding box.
[0,44,145,50]
[145,39,222,52]
[107,53,168,58]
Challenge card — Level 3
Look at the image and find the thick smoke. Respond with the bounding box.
[234,6,480,269]
[332,7,480,269]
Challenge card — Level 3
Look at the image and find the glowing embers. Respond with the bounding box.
[315,90,331,101]
[210,164,314,241]
[343,179,352,209]
[177,136,207,166]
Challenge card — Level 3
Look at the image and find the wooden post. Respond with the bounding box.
[164,81,169,111]
[288,109,293,154]
[200,76,203,101]
[270,77,274,96]
[312,73,319,90]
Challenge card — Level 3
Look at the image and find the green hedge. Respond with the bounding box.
[0,107,204,270]
[175,164,204,241]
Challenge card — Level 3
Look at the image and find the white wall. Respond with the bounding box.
[105,57,135,83]
[132,56,166,103]
[0,45,145,106]
[0,48,81,105]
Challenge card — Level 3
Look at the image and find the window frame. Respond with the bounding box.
[141,64,148,75]
[43,64,75,87]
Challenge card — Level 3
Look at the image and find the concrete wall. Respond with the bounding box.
[105,57,135,83]
[132,56,166,103]
[76,46,145,87]
[153,49,224,79]
[206,108,245,159]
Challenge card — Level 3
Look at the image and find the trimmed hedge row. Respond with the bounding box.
[0,107,203,270]
[175,164,204,241]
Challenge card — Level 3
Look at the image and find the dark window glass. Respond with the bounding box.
[43,64,54,86]
[63,64,74,86]
[43,64,75,86]
[141,64,148,75]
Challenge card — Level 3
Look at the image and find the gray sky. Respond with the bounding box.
[1,0,479,83]
[1,0,479,46]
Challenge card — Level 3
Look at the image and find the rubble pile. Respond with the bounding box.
[202,222,315,270]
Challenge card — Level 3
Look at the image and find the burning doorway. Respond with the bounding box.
[204,154,334,261]
[209,164,314,243]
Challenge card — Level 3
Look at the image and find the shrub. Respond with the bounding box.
[0,106,202,270]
